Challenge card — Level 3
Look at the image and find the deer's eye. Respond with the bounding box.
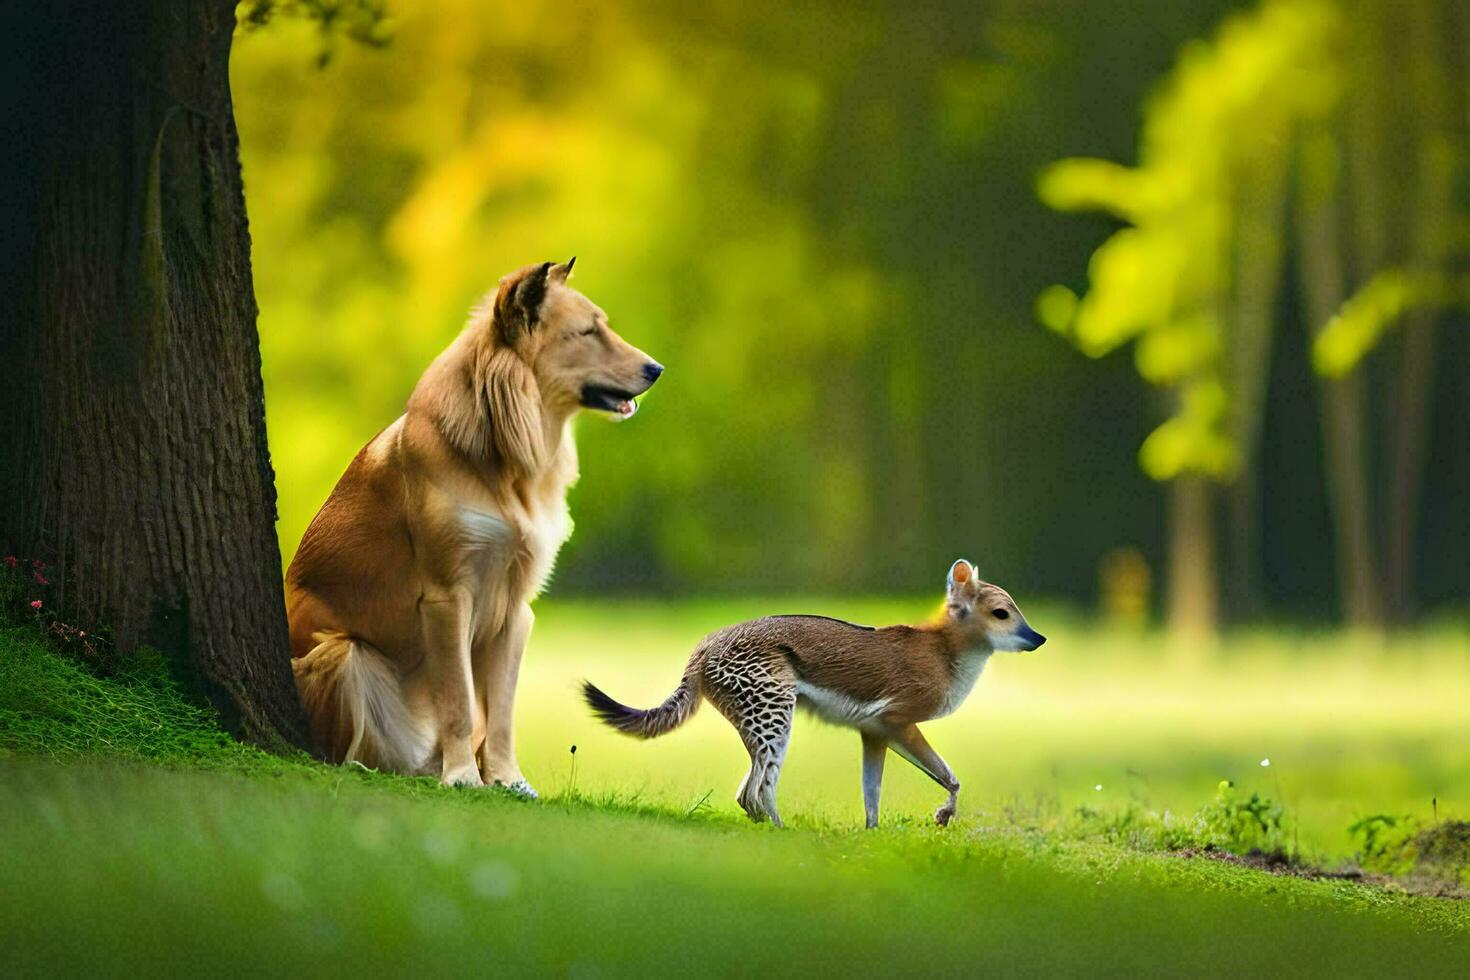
[580,325,599,337]
[992,609,1010,620]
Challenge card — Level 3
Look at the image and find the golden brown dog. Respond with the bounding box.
[287,259,661,792]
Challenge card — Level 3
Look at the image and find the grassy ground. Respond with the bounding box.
[523,599,1470,853]
[2,602,1469,976]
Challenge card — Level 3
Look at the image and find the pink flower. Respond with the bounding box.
[29,599,42,610]
[2,556,16,570]
[34,570,48,586]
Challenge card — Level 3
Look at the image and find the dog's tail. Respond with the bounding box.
[293,632,428,773]
[581,655,703,739]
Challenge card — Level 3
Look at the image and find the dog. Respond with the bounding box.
[582,559,1044,827]
[288,258,662,793]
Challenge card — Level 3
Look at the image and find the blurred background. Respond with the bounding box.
[232,0,1468,632]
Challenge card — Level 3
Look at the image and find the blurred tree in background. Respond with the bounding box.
[231,0,1469,622]
[1041,0,1466,632]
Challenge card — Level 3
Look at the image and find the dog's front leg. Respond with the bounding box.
[419,587,482,787]
[475,602,535,795]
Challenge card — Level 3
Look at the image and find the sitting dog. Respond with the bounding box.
[582,559,1044,826]
[289,258,662,793]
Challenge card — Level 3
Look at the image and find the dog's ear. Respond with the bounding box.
[483,346,546,473]
[549,256,575,283]
[493,262,554,345]
[947,559,974,591]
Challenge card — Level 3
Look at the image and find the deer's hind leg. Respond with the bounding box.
[745,692,795,827]
[707,650,797,827]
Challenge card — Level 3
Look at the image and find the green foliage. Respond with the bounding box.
[1314,271,1470,377]
[1352,814,1470,887]
[1350,813,1421,876]
[1066,780,1289,858]
[1038,0,1338,482]
[1068,802,1202,853]
[224,0,1470,608]
[1196,779,1289,856]
[229,0,1244,597]
[1040,0,1468,490]
[1417,822,1470,888]
[237,0,392,65]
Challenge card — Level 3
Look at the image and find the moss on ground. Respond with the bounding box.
[0,625,251,762]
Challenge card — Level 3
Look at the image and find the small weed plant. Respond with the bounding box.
[1068,779,1289,860]
[1352,813,1470,889]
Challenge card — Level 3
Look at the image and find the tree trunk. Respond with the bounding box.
[1295,127,1383,628]
[1384,0,1457,623]
[0,1,307,749]
[1167,475,1218,642]
[1223,146,1290,620]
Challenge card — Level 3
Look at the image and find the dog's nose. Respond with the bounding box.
[1031,633,1047,649]
[643,361,664,383]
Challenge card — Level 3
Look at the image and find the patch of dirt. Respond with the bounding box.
[1174,846,1469,900]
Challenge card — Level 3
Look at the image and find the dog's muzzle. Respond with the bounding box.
[580,363,663,420]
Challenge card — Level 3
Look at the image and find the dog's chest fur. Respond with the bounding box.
[457,494,571,603]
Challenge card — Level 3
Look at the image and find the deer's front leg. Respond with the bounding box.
[474,602,535,796]
[861,732,887,829]
[890,724,960,827]
[419,586,481,787]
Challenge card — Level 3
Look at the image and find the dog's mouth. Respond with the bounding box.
[579,384,641,421]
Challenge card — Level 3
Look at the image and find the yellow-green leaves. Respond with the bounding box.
[1139,381,1237,480]
[1034,285,1078,336]
[1313,270,1468,378]
[1038,158,1152,221]
[1037,0,1341,482]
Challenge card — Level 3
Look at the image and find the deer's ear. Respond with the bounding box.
[493,261,553,344]
[549,256,575,283]
[947,559,974,589]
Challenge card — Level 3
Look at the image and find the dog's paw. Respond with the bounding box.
[934,804,956,828]
[441,765,485,789]
[492,778,539,800]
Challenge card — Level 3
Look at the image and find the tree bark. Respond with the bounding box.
[0,1,307,749]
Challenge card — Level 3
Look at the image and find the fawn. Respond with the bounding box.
[582,559,1044,828]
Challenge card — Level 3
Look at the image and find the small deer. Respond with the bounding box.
[582,559,1045,828]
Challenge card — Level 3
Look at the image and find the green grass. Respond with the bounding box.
[2,603,1469,975]
[524,599,1470,854]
